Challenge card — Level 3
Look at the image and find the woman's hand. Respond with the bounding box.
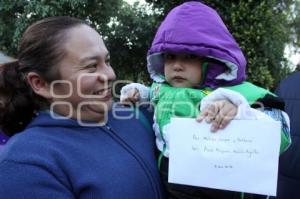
[196,100,237,132]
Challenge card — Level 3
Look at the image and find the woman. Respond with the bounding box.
[0,16,164,199]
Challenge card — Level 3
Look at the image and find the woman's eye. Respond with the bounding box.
[85,63,98,72]
[87,63,97,68]
[105,58,111,65]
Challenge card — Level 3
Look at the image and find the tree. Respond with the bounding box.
[104,2,160,83]
[1,0,299,89]
[0,0,158,83]
[296,63,300,71]
[0,0,123,55]
[145,0,299,89]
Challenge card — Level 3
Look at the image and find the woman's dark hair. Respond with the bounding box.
[0,16,86,136]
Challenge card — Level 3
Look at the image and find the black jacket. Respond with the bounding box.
[274,72,300,199]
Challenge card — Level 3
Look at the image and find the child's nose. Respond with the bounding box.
[173,59,184,71]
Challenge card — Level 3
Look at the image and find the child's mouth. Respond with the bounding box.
[173,76,186,81]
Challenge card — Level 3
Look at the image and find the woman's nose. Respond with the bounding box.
[105,66,116,81]
[97,65,116,82]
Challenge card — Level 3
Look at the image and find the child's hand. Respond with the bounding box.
[120,83,150,104]
[120,88,140,104]
[196,100,237,132]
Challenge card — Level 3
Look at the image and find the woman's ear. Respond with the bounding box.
[26,72,52,99]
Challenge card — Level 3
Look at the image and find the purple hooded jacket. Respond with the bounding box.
[147,1,246,88]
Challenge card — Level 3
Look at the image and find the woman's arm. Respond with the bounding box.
[0,160,75,199]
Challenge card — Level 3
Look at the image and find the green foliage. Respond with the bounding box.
[145,0,298,89]
[287,0,300,47]
[0,0,123,55]
[104,2,160,83]
[296,63,300,71]
[0,0,157,83]
[222,0,290,88]
[0,0,299,89]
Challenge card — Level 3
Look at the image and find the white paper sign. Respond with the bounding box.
[168,118,281,196]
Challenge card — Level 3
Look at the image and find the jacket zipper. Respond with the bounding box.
[103,125,162,199]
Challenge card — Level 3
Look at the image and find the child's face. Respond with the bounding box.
[164,53,203,88]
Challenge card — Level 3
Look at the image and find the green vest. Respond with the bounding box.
[151,81,290,159]
[150,81,272,133]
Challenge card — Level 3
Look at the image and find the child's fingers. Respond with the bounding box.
[196,110,208,122]
[120,97,134,104]
[120,88,140,104]
[198,100,238,132]
[208,100,234,132]
[204,103,220,124]
[221,109,237,127]
[215,111,232,130]
[211,107,229,132]
[220,102,237,125]
[212,103,237,131]
[120,96,130,104]
[133,89,140,101]
[197,102,218,122]
[211,113,223,132]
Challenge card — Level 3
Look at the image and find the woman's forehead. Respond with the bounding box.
[63,25,108,60]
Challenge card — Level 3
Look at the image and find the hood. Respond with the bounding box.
[26,111,108,129]
[147,1,246,88]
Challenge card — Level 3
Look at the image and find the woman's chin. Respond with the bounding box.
[78,99,113,122]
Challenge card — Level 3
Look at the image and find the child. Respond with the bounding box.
[121,2,291,199]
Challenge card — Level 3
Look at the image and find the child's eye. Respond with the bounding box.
[185,54,198,60]
[163,53,176,60]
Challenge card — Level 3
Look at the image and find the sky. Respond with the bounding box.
[124,0,145,5]
[285,45,300,68]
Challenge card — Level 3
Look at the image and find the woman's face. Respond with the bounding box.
[50,25,116,124]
